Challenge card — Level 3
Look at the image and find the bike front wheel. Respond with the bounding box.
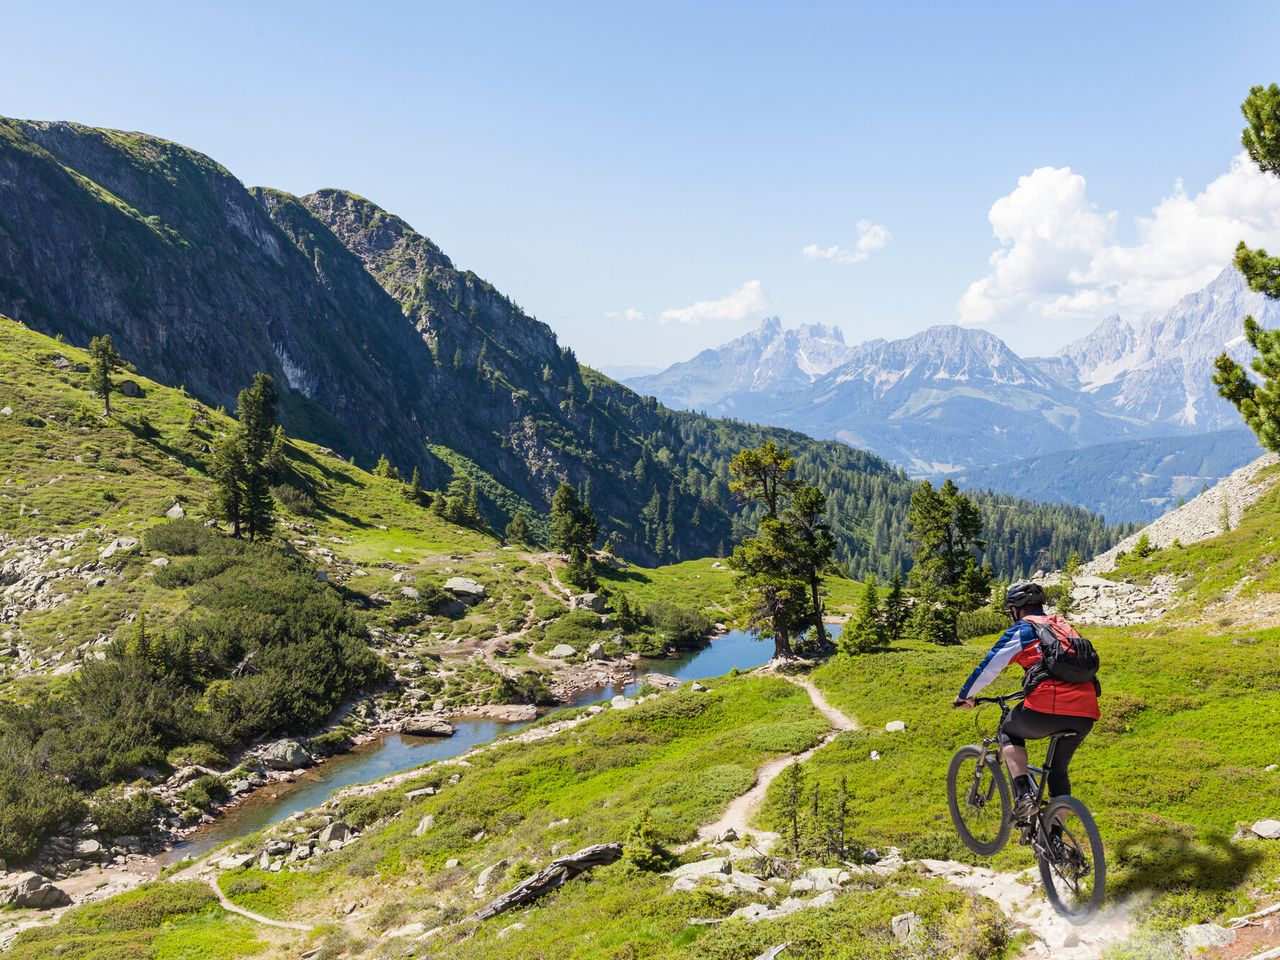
[947,745,1011,856]
[1038,795,1105,923]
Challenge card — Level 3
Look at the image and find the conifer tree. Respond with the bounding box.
[843,574,883,654]
[781,484,838,646]
[88,334,123,417]
[549,482,598,588]
[907,480,991,645]
[210,431,249,537]
[505,509,533,546]
[1215,84,1280,450]
[404,465,424,504]
[882,570,908,642]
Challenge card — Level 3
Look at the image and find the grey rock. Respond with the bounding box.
[405,787,437,799]
[891,912,920,944]
[610,695,636,710]
[260,738,312,770]
[399,586,420,600]
[1,871,72,909]
[1179,923,1235,951]
[402,716,455,737]
[885,720,906,732]
[165,502,185,519]
[546,644,576,659]
[571,593,606,612]
[218,853,256,870]
[99,536,140,559]
[317,821,351,844]
[444,577,486,602]
[412,815,435,836]
[1251,818,1280,839]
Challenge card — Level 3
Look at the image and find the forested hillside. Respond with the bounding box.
[0,118,1123,575]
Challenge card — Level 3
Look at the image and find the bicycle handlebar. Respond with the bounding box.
[968,691,1025,706]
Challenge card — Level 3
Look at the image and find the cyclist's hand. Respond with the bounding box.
[953,697,975,709]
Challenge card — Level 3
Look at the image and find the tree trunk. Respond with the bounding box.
[809,579,826,648]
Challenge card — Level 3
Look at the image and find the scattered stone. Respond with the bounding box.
[1179,923,1236,952]
[0,407,11,416]
[643,673,681,690]
[413,815,435,837]
[497,922,525,939]
[165,502,185,519]
[570,593,606,612]
[885,720,906,733]
[218,853,256,871]
[610,695,637,710]
[405,787,437,800]
[445,858,461,869]
[586,641,609,660]
[546,644,576,659]
[260,738,313,770]
[318,821,351,844]
[691,682,707,692]
[870,750,881,761]
[1,872,72,909]
[1251,818,1280,839]
[753,946,789,960]
[399,586,420,600]
[666,858,732,881]
[475,859,508,892]
[402,716,455,737]
[444,577,486,602]
[1265,763,1277,772]
[99,536,140,559]
[151,556,170,567]
[891,912,920,945]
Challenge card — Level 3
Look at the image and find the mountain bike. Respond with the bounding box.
[946,691,1105,923]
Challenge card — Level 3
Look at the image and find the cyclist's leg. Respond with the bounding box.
[999,708,1036,818]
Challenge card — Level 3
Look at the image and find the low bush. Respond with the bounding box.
[957,607,1008,641]
[182,774,228,811]
[89,788,160,837]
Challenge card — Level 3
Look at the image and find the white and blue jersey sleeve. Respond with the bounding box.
[958,622,1036,699]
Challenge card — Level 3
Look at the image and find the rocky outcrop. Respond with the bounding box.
[1068,574,1180,626]
[257,738,313,771]
[1083,454,1280,575]
[0,872,71,909]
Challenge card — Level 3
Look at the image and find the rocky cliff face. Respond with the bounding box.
[0,116,926,565]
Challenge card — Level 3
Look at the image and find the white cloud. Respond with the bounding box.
[608,279,773,326]
[959,155,1280,327]
[803,219,892,264]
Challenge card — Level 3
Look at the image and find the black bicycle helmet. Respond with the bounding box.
[1004,580,1046,609]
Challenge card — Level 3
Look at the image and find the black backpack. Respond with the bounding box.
[1023,618,1101,693]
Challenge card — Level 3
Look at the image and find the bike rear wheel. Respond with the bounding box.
[1038,796,1105,923]
[947,745,1011,856]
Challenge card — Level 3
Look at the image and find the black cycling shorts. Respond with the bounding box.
[999,704,1094,797]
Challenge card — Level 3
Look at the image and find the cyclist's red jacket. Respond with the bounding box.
[957,614,1100,719]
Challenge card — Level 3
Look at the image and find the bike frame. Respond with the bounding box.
[969,692,1076,848]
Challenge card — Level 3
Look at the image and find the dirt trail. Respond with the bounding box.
[205,875,313,932]
[695,675,858,844]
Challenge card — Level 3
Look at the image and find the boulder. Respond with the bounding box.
[691,682,707,692]
[399,586,421,600]
[1,872,72,909]
[885,720,906,733]
[610,695,637,710]
[405,787,437,800]
[1179,923,1236,951]
[1251,818,1280,839]
[643,673,681,690]
[151,556,171,567]
[260,738,313,770]
[318,821,351,844]
[165,502,185,519]
[586,641,610,661]
[118,380,145,398]
[546,644,576,659]
[413,815,435,837]
[99,536,140,559]
[72,838,104,858]
[571,593,606,612]
[666,857,731,880]
[892,912,920,944]
[218,853,256,871]
[444,577,486,603]
[402,716,456,737]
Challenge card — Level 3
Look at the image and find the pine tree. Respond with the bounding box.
[882,571,908,642]
[1215,85,1280,450]
[907,480,991,645]
[88,334,123,417]
[781,484,837,647]
[404,465,424,504]
[505,510,532,545]
[236,373,278,461]
[843,574,883,654]
[549,482,598,588]
[210,431,248,537]
[729,440,800,518]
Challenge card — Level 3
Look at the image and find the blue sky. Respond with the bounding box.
[6,1,1280,366]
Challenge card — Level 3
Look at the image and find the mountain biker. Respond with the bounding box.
[952,581,1100,829]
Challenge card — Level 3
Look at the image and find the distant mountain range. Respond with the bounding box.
[627,268,1274,522]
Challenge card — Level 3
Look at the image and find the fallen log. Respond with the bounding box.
[470,842,622,921]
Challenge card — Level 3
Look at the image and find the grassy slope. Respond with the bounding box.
[19,675,1012,960]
